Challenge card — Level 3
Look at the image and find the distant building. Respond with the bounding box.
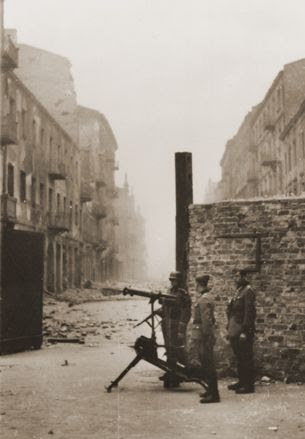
[114,177,147,281]
[214,59,305,200]
[77,105,119,282]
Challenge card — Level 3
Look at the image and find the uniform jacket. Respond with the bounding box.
[160,287,191,342]
[191,293,216,345]
[227,284,256,338]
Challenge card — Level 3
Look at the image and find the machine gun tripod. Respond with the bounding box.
[106,287,208,393]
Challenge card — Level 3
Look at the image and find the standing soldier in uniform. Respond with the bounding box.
[227,269,256,394]
[188,274,220,403]
[159,271,191,388]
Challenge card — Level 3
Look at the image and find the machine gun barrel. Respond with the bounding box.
[122,287,176,302]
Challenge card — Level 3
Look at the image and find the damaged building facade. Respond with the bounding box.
[208,59,305,202]
[1,30,147,292]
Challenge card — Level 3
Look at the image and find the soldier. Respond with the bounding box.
[188,274,220,403]
[227,269,256,394]
[159,271,191,387]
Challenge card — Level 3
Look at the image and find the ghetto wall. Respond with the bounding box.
[187,198,305,382]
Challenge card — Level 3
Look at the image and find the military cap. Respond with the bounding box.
[195,274,210,285]
[169,271,182,280]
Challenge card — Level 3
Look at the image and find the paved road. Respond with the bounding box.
[1,299,305,439]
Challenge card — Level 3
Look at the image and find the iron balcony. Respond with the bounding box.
[95,177,106,189]
[260,153,281,169]
[92,203,107,220]
[1,117,17,146]
[47,212,70,233]
[48,160,67,180]
[1,194,17,223]
[247,165,258,182]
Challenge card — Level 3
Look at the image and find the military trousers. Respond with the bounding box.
[189,338,219,395]
[162,319,186,366]
[229,335,254,388]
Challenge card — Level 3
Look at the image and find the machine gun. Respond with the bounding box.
[106,286,208,392]
[122,287,176,303]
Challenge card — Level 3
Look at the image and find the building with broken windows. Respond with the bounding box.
[1,30,146,292]
[209,59,305,202]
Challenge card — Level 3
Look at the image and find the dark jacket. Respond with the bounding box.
[160,287,191,344]
[227,284,256,338]
[191,293,216,345]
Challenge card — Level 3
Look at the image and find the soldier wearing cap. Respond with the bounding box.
[188,274,220,403]
[227,269,256,394]
[159,271,191,387]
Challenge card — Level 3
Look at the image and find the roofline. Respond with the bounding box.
[11,71,79,151]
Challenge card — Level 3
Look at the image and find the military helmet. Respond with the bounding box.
[169,271,182,280]
[195,274,210,285]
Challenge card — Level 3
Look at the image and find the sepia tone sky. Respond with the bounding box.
[5,0,305,279]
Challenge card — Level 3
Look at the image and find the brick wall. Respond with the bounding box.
[187,198,305,382]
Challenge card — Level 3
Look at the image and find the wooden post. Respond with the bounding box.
[175,152,193,288]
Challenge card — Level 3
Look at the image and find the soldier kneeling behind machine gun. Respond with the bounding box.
[106,273,208,393]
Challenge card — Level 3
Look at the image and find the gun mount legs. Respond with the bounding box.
[106,336,208,392]
[106,354,142,393]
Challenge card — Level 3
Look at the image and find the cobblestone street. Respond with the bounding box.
[0,297,305,439]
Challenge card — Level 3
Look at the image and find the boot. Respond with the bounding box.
[159,372,170,381]
[227,381,242,391]
[200,392,220,403]
[199,390,210,398]
[164,379,180,389]
[235,385,254,394]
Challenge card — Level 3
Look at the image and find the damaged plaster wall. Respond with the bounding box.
[15,43,79,143]
[188,197,305,381]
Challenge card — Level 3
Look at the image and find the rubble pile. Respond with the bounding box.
[42,293,138,346]
[43,299,100,344]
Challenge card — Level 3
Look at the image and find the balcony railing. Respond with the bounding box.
[47,212,70,233]
[95,177,106,189]
[48,160,67,180]
[1,194,17,223]
[2,35,18,70]
[264,116,276,132]
[92,203,107,220]
[260,152,280,169]
[246,164,258,182]
[1,117,17,146]
[80,181,93,203]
